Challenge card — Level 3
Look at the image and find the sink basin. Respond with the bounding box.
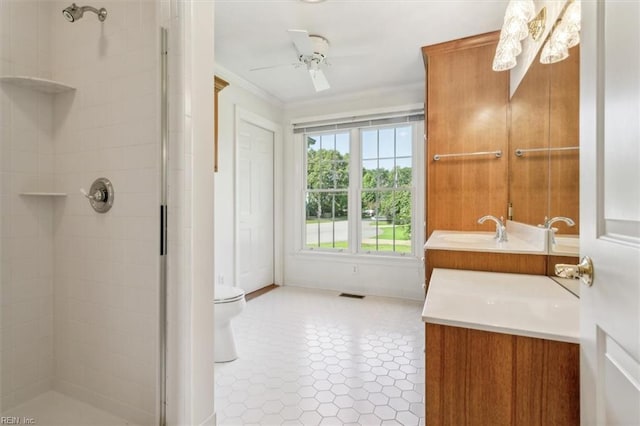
[551,236,580,256]
[425,226,547,254]
[440,234,496,244]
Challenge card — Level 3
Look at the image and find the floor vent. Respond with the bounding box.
[339,293,365,299]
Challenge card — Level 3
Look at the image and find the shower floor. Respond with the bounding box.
[1,391,139,426]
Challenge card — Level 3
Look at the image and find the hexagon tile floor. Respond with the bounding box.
[214,286,425,426]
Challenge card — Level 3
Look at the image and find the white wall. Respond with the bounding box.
[213,68,284,289]
[0,0,56,411]
[49,1,160,424]
[211,72,425,300]
[283,82,423,119]
[282,83,426,301]
[165,1,217,425]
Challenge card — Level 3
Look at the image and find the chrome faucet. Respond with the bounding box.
[477,215,508,242]
[540,216,575,244]
[542,216,576,228]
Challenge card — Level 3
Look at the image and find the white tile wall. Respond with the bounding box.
[49,1,159,425]
[1,1,160,424]
[0,0,56,412]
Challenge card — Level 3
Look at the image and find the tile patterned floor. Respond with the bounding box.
[215,286,425,426]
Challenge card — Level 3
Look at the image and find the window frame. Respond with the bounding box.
[298,120,424,259]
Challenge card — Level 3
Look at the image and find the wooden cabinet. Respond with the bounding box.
[214,76,229,172]
[422,32,509,238]
[425,250,547,287]
[426,323,579,426]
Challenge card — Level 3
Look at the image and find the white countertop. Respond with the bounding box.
[424,221,548,255]
[422,269,580,343]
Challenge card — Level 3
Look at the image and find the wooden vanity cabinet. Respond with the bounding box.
[425,250,547,287]
[426,323,579,426]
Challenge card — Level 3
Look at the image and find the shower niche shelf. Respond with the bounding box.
[0,76,76,94]
[19,192,67,197]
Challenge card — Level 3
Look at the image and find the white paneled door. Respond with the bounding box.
[580,1,640,425]
[238,118,275,293]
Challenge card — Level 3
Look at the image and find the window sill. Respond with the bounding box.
[294,248,423,266]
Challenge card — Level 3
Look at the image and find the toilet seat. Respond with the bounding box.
[215,285,245,304]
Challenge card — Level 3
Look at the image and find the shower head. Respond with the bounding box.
[62,3,107,22]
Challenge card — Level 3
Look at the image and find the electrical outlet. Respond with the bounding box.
[352,265,358,273]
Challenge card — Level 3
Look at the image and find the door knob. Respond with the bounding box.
[555,256,594,287]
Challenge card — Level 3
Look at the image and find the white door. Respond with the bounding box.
[580,2,640,425]
[237,119,275,293]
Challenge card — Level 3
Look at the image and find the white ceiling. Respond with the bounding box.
[214,0,508,105]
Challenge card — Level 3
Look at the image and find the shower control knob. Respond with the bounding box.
[80,177,114,213]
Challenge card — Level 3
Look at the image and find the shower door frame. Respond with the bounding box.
[159,27,169,426]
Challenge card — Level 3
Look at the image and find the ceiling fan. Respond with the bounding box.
[251,29,331,92]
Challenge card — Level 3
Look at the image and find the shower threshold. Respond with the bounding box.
[0,391,138,426]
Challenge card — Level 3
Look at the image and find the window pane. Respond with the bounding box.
[362,160,379,189]
[362,130,378,160]
[378,159,395,187]
[305,191,349,249]
[396,126,412,157]
[395,158,412,187]
[307,159,330,189]
[307,132,350,190]
[360,190,412,254]
[307,135,320,152]
[379,128,395,158]
[320,134,335,151]
[335,133,349,156]
[334,160,349,189]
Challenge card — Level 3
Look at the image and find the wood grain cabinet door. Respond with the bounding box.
[425,324,579,425]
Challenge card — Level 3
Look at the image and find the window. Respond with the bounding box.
[305,132,350,249]
[361,126,412,254]
[299,117,423,257]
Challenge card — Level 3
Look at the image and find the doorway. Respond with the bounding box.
[236,114,276,293]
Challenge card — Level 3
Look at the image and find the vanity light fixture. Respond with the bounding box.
[492,0,547,71]
[540,1,581,64]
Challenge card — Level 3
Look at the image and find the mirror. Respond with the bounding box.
[508,46,580,254]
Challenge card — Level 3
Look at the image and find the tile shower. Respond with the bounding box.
[0,1,160,424]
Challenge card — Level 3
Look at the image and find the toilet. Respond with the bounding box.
[214,285,246,362]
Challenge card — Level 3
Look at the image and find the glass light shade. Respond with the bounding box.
[563,1,581,28]
[505,0,536,22]
[551,27,571,45]
[502,16,529,41]
[540,39,569,64]
[493,50,517,71]
[497,36,523,56]
[566,31,580,48]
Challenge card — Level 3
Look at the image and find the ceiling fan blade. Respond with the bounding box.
[288,29,314,56]
[309,69,330,92]
[250,62,298,72]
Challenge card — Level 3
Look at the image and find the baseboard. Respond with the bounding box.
[245,283,278,301]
